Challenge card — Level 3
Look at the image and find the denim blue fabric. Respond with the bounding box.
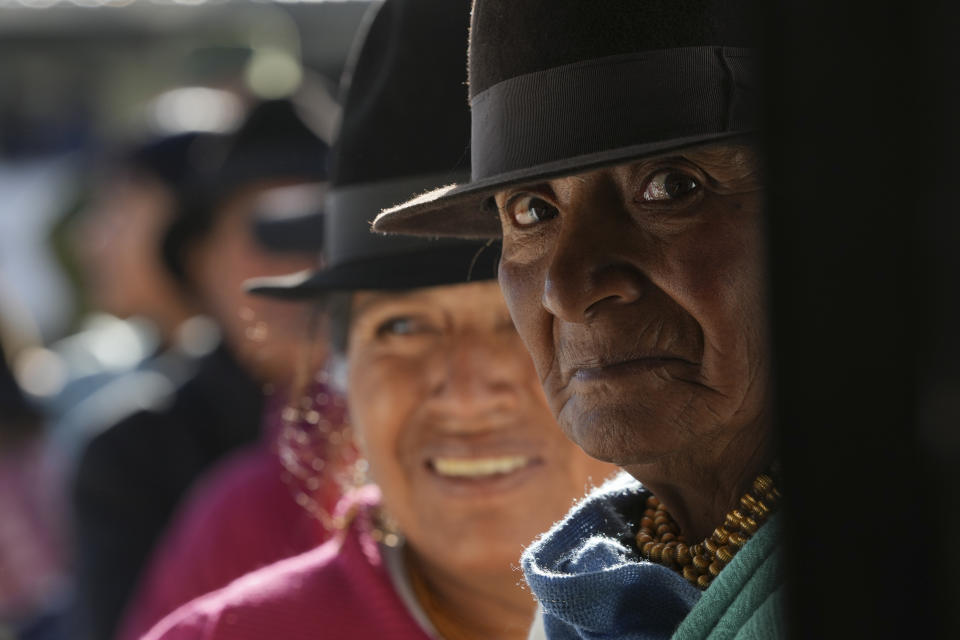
[521,474,701,640]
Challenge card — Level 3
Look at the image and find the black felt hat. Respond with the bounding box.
[162,99,331,283]
[202,99,330,198]
[249,0,497,299]
[373,0,760,238]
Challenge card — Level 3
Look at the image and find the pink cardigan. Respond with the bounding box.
[142,488,432,640]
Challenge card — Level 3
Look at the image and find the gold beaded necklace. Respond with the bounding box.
[635,472,781,589]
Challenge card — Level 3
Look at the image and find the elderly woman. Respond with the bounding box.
[374,1,782,638]
[143,1,614,638]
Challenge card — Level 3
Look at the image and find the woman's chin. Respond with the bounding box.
[559,400,685,467]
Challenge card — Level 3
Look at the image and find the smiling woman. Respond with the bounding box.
[346,282,611,585]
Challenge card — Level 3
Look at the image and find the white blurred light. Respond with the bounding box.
[14,347,67,398]
[245,47,303,99]
[254,183,327,222]
[149,87,244,134]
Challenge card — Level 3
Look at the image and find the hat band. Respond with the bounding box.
[470,46,757,180]
[327,172,471,265]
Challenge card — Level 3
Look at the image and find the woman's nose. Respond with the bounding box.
[541,187,645,323]
[427,330,525,421]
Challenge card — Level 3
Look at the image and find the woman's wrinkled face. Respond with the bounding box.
[495,143,770,468]
[346,280,615,575]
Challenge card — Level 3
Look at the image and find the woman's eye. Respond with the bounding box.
[507,195,559,228]
[641,171,701,202]
[375,317,419,337]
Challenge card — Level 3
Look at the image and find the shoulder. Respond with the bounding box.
[144,494,415,640]
[524,472,646,561]
[143,537,353,640]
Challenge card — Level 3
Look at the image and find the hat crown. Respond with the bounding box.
[208,99,330,192]
[331,0,472,188]
[468,0,757,98]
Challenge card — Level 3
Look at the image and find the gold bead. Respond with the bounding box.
[654,515,670,527]
[636,532,653,546]
[753,474,773,493]
[656,523,673,536]
[704,538,719,555]
[716,545,734,563]
[661,532,676,543]
[740,516,758,535]
[662,546,675,565]
[647,496,660,508]
[728,532,747,547]
[642,541,656,556]
[693,554,710,571]
[708,561,722,576]
[683,566,700,581]
[650,543,665,562]
[676,543,691,565]
[697,574,712,589]
[640,517,654,530]
[711,527,730,544]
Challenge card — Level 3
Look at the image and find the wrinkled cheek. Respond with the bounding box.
[542,373,575,426]
[498,257,554,374]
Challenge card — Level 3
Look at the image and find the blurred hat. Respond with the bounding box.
[249,0,497,299]
[251,183,327,253]
[162,99,331,282]
[373,0,759,238]
[124,131,219,193]
[200,99,330,200]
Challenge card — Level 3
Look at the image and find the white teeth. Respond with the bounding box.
[433,456,530,478]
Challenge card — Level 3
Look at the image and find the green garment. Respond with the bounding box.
[672,513,784,640]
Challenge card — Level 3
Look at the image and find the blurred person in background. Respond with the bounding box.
[116,131,353,640]
[70,99,331,640]
[50,133,219,464]
[144,2,615,638]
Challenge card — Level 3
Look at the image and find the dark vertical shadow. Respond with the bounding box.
[764,1,960,637]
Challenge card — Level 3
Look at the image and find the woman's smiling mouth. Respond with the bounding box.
[431,455,532,478]
[423,455,544,495]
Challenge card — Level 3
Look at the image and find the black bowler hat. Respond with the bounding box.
[162,99,331,283]
[249,0,497,299]
[373,0,759,238]
[202,99,330,198]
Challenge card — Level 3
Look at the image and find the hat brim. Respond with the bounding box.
[373,131,751,238]
[246,243,500,300]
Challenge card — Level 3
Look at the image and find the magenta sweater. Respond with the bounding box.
[118,385,348,640]
[141,488,432,640]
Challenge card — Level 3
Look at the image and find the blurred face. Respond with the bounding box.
[346,281,615,575]
[76,175,185,319]
[494,143,771,469]
[188,183,321,384]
